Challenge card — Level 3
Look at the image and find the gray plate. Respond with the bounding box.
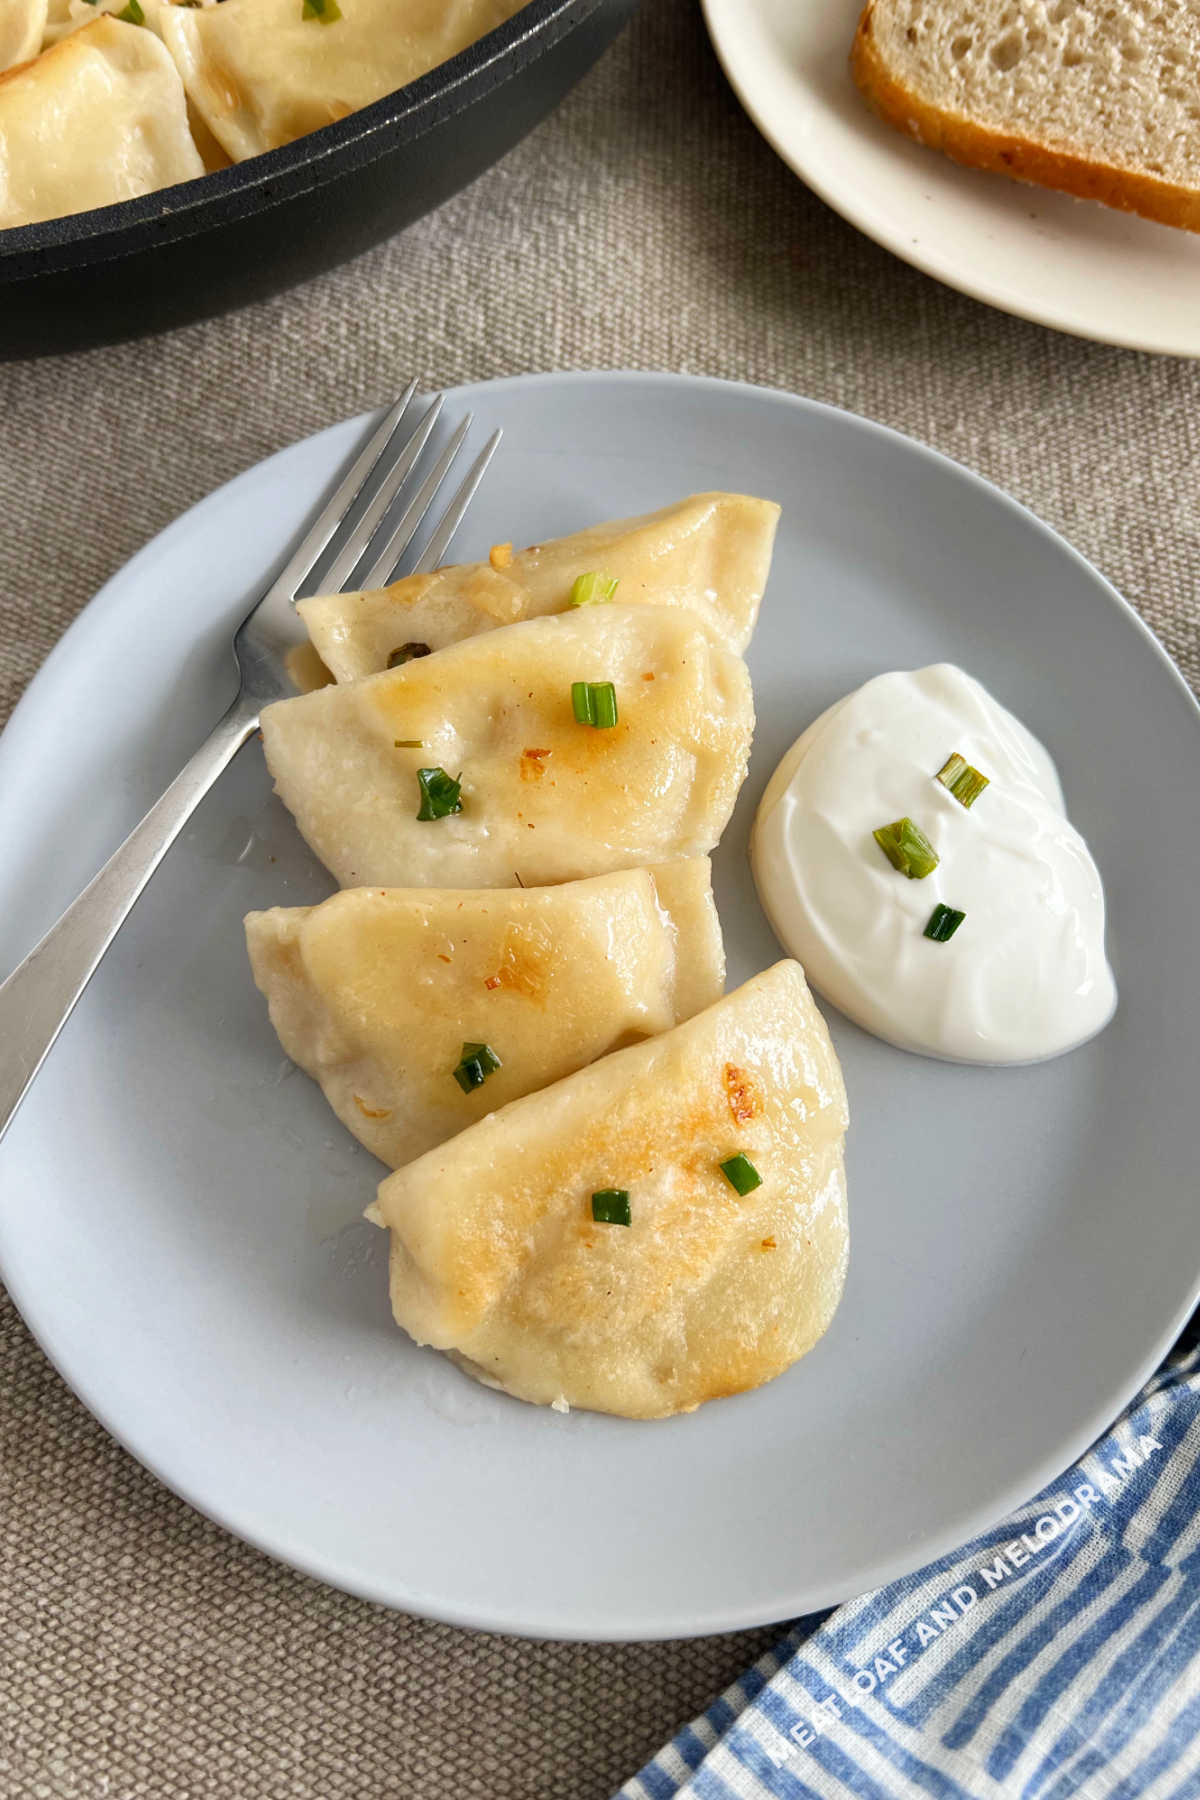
[0,373,1197,1641]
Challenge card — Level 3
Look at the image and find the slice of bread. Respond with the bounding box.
[851,1,1200,233]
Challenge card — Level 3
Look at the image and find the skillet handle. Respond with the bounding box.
[0,691,261,1149]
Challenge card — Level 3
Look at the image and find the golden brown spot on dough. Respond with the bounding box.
[698,1370,764,1403]
[642,671,655,681]
[436,953,452,964]
[761,1236,777,1251]
[489,542,513,570]
[520,747,551,781]
[553,715,632,779]
[483,926,552,1001]
[352,1095,391,1120]
[723,1062,760,1125]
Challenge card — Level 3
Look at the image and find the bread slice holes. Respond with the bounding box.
[951,33,972,57]
[990,31,1024,70]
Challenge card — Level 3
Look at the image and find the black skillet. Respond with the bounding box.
[0,0,637,357]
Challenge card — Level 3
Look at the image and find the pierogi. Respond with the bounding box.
[41,0,179,48]
[371,960,850,1419]
[38,0,232,170]
[0,0,46,73]
[161,0,527,163]
[0,0,528,227]
[259,604,755,890]
[297,491,781,681]
[245,862,724,1169]
[0,15,203,228]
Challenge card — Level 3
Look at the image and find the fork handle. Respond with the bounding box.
[0,689,262,1148]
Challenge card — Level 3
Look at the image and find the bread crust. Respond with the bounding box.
[850,1,1200,234]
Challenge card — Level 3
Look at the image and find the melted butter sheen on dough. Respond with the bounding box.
[259,604,755,890]
[0,15,203,226]
[298,492,781,680]
[161,0,529,162]
[374,960,850,1419]
[244,861,725,1170]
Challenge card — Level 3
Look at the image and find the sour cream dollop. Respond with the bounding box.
[750,665,1117,1064]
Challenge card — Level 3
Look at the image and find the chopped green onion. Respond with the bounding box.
[571,680,618,728]
[591,1189,631,1226]
[569,571,620,608]
[924,903,966,943]
[116,0,144,21]
[719,1153,762,1196]
[452,1041,501,1093]
[387,642,431,668]
[301,0,342,18]
[873,817,939,879]
[416,766,462,821]
[937,751,990,809]
[590,682,618,728]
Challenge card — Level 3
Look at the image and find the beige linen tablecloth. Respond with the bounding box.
[2,3,1198,1795]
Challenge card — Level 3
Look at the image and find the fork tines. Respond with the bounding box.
[274,382,502,606]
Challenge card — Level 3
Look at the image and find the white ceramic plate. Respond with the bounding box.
[702,0,1200,356]
[1,372,1198,1642]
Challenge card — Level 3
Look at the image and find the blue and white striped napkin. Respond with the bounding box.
[622,1337,1200,1800]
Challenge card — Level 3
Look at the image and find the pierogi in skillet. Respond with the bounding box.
[0,16,203,227]
[41,0,187,47]
[259,604,755,890]
[0,0,46,74]
[0,0,528,227]
[370,961,850,1419]
[161,0,527,163]
[297,491,781,682]
[245,861,724,1170]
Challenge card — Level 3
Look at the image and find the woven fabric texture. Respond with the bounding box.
[623,1348,1200,1799]
[1,1,1198,1795]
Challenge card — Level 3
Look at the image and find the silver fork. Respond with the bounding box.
[0,383,501,1147]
